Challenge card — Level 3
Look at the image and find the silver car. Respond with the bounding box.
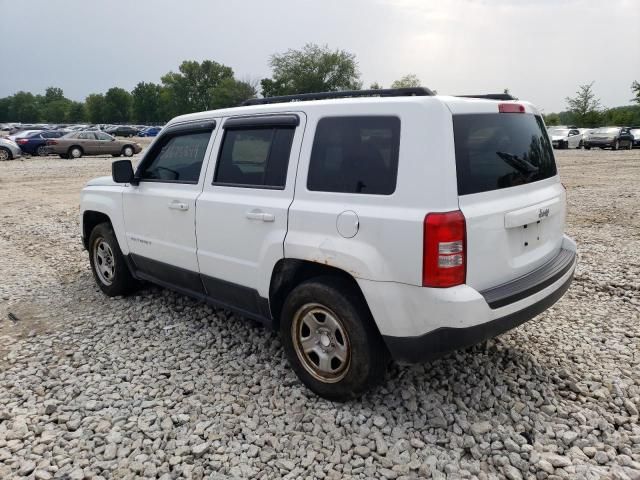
[0,137,22,160]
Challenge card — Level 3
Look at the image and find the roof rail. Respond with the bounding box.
[242,87,435,106]
[457,93,517,101]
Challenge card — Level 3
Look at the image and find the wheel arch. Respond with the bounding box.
[68,144,84,154]
[82,211,112,250]
[268,259,377,332]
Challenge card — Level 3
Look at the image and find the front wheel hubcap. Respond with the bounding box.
[292,304,351,383]
[93,238,115,286]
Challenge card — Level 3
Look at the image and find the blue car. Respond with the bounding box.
[137,126,161,137]
[16,130,68,156]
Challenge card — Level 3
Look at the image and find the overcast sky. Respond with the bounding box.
[1,0,638,112]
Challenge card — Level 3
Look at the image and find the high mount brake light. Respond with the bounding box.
[423,210,466,288]
[498,103,525,113]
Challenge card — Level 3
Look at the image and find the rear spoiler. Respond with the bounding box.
[456,94,517,101]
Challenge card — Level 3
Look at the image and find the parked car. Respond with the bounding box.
[106,126,139,137]
[137,126,162,137]
[548,127,583,149]
[15,130,68,156]
[7,129,43,142]
[47,131,142,159]
[79,88,577,399]
[0,137,22,160]
[583,127,634,150]
[630,127,640,148]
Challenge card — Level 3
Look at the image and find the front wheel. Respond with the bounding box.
[584,145,591,150]
[280,277,388,401]
[577,140,583,149]
[628,141,633,150]
[88,223,139,297]
[612,140,619,151]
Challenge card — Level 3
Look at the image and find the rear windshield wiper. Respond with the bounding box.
[496,151,539,177]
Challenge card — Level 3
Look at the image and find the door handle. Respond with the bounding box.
[245,210,275,222]
[168,201,189,211]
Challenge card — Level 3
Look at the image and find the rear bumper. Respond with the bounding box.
[359,235,577,363]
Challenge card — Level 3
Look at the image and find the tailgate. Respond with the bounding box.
[452,109,565,291]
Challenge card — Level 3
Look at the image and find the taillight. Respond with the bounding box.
[17,138,29,145]
[423,210,466,288]
[47,140,57,145]
[498,103,525,113]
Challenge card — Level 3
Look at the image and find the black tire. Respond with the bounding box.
[578,140,583,149]
[122,145,134,157]
[36,145,48,157]
[59,154,69,159]
[111,154,121,157]
[628,141,633,150]
[88,223,139,297]
[68,146,83,159]
[280,276,388,401]
[0,147,11,161]
[584,145,591,150]
[612,140,619,151]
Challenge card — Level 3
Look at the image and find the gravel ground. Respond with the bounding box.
[0,148,638,480]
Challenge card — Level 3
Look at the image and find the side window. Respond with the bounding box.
[79,132,95,140]
[96,132,112,141]
[139,131,212,183]
[214,127,294,188]
[307,116,401,195]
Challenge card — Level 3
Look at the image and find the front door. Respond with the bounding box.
[196,113,305,317]
[122,120,218,294]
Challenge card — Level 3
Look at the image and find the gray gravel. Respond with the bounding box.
[0,148,639,479]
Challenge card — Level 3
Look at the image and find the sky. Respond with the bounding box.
[1,0,639,113]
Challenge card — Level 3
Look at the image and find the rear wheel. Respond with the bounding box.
[36,145,48,157]
[628,141,633,150]
[88,223,139,297]
[280,277,388,401]
[69,146,83,159]
[584,145,591,150]
[59,154,69,159]
[578,140,583,149]
[0,147,10,161]
[612,140,619,151]
[122,146,134,157]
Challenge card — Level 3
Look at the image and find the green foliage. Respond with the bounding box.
[261,43,361,97]
[369,82,383,90]
[565,82,602,127]
[210,78,257,109]
[132,82,163,123]
[161,60,234,115]
[85,94,106,124]
[67,101,87,122]
[632,81,640,104]
[391,74,421,89]
[103,87,132,123]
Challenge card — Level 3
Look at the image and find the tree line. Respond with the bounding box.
[1,43,638,126]
[543,81,640,127]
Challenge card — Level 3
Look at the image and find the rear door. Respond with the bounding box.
[196,113,305,314]
[450,103,565,291]
[78,131,99,154]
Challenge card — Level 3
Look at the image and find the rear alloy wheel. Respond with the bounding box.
[280,277,388,401]
[36,145,48,157]
[0,148,10,161]
[69,146,83,159]
[122,146,134,157]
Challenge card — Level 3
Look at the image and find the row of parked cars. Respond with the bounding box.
[547,125,639,150]
[0,123,149,160]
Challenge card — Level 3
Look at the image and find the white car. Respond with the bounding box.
[0,137,22,160]
[548,127,583,149]
[80,88,577,400]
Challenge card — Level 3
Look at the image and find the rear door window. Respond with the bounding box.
[307,116,400,195]
[453,114,557,195]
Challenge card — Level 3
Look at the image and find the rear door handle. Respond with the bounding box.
[168,201,189,211]
[245,210,275,222]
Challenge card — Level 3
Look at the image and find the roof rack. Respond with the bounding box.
[242,87,435,106]
[456,93,517,101]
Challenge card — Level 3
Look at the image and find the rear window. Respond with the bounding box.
[453,113,557,195]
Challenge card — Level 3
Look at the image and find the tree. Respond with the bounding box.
[543,113,560,126]
[85,93,106,124]
[565,82,602,127]
[44,87,65,103]
[369,82,383,90]
[103,87,132,123]
[8,92,40,122]
[67,101,87,123]
[161,60,234,115]
[132,82,163,123]
[260,43,361,97]
[210,78,257,109]
[391,74,421,89]
[632,81,640,104]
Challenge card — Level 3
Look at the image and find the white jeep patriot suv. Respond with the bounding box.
[80,88,577,400]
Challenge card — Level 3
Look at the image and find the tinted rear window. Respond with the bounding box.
[453,114,557,195]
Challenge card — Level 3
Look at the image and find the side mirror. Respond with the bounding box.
[112,159,134,183]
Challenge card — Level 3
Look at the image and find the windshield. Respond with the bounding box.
[593,127,620,134]
[548,128,569,136]
[453,113,557,195]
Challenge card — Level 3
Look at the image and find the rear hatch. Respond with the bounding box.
[450,101,566,292]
